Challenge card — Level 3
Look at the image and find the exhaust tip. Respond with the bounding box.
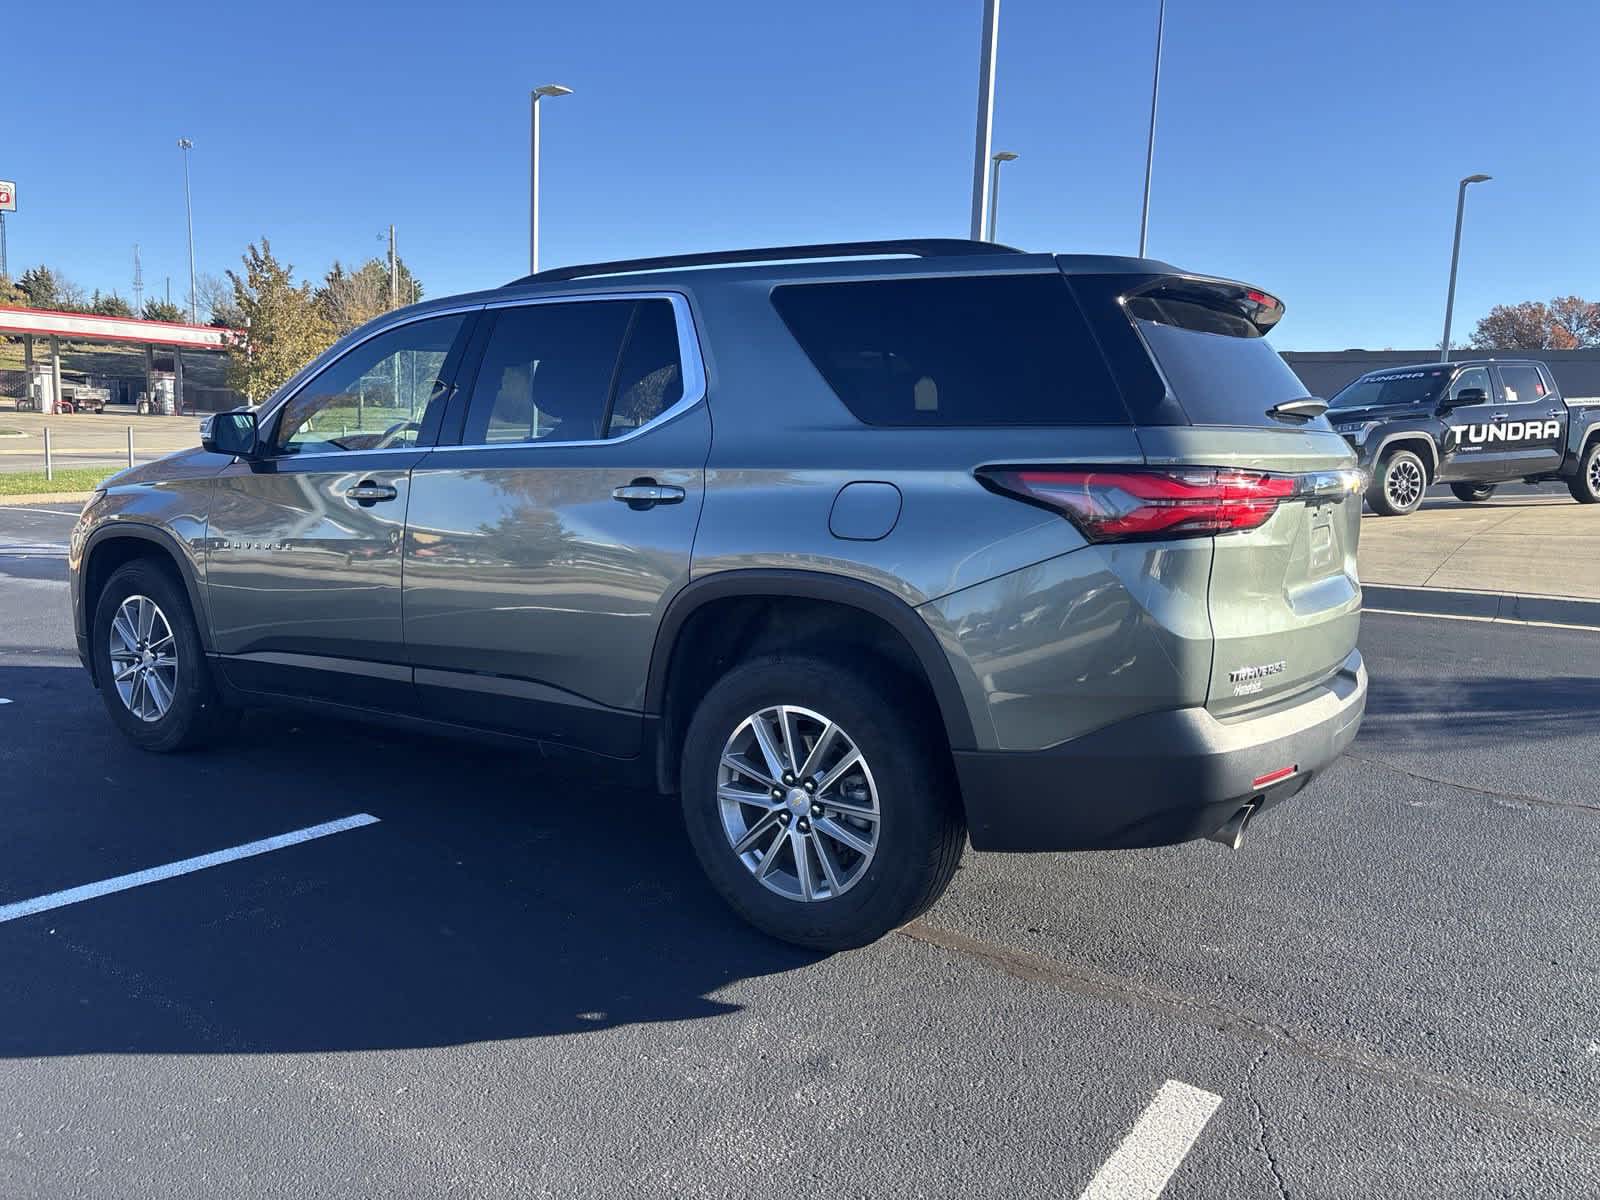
[1206,800,1261,850]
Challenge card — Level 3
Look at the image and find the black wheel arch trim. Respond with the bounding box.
[645,569,978,752]
[1373,433,1438,477]
[80,523,213,659]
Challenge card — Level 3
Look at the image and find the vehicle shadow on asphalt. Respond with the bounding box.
[1359,672,1600,745]
[0,664,824,1058]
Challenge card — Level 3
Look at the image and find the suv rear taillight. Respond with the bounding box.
[978,467,1297,542]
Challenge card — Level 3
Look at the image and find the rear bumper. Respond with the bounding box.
[954,649,1366,851]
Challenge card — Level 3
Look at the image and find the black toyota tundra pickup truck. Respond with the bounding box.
[1328,358,1600,515]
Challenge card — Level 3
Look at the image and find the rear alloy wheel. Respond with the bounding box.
[1569,441,1600,504]
[93,560,234,752]
[1367,449,1428,516]
[1450,482,1497,503]
[681,656,965,950]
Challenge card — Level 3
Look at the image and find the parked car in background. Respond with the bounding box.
[1329,358,1600,514]
[69,239,1367,949]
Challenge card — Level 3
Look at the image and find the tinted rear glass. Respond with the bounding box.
[1134,319,1309,427]
[771,274,1129,426]
[1328,368,1449,410]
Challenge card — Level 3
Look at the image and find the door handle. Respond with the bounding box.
[346,481,399,505]
[1489,412,1508,421]
[612,481,686,509]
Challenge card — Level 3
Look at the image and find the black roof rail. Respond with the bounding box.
[510,239,1025,285]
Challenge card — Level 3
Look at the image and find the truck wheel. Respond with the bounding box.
[1367,449,1428,516]
[92,560,234,752]
[680,655,965,951]
[1450,483,1497,503]
[1569,441,1600,504]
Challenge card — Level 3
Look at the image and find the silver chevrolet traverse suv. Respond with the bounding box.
[69,240,1367,950]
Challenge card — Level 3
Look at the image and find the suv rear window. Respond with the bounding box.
[1127,280,1310,428]
[771,274,1129,426]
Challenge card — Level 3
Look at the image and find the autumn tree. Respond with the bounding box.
[1471,296,1600,350]
[0,276,27,308]
[317,256,425,336]
[1548,296,1600,347]
[225,239,335,401]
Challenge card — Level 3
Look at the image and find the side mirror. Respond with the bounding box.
[1443,387,1487,409]
[202,408,260,459]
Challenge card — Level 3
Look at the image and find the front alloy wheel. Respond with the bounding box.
[108,594,179,722]
[718,705,880,903]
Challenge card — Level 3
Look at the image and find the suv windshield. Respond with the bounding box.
[1329,367,1449,410]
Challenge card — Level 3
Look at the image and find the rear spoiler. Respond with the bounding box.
[1124,275,1285,337]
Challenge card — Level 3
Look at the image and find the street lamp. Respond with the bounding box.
[178,138,197,323]
[1440,173,1492,361]
[529,84,574,275]
[984,152,1018,242]
[1138,0,1166,257]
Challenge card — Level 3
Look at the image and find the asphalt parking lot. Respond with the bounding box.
[1,502,1597,1198]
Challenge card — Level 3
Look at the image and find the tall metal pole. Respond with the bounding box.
[0,212,7,279]
[968,0,1001,241]
[1138,0,1166,257]
[388,223,398,309]
[530,93,542,275]
[985,152,1017,242]
[1440,174,1491,361]
[527,85,573,275]
[179,138,197,322]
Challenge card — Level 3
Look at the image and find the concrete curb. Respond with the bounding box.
[1364,584,1600,631]
[0,493,93,507]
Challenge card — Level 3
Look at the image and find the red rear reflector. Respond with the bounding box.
[1252,765,1298,789]
[978,467,1295,542]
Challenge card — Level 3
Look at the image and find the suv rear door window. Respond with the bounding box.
[463,301,634,444]
[770,274,1129,426]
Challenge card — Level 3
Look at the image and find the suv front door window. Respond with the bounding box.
[272,317,465,455]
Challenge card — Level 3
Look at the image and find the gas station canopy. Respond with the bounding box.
[0,305,240,348]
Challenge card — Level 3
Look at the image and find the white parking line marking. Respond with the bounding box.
[1076,1080,1223,1200]
[0,813,380,925]
[0,507,81,518]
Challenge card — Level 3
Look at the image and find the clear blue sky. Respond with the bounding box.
[7,0,1595,348]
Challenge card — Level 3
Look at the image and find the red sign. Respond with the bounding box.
[0,181,15,212]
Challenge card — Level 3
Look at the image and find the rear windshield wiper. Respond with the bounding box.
[1268,397,1329,421]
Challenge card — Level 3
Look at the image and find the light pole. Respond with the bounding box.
[178,138,197,322]
[968,0,1001,241]
[1138,0,1166,257]
[984,152,1018,242]
[1440,173,1491,361]
[529,84,573,275]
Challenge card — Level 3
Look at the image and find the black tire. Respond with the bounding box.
[680,655,965,951]
[1366,449,1428,516]
[1568,441,1600,504]
[1450,482,1497,503]
[92,559,234,752]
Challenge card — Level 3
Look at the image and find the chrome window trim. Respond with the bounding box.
[431,289,707,452]
[252,290,707,461]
